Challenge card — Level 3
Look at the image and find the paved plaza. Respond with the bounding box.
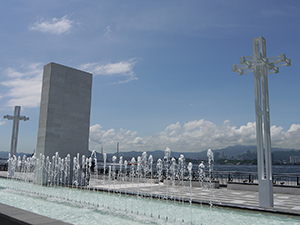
[88,178,300,216]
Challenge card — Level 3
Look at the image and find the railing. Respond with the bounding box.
[210,171,300,187]
[272,173,300,186]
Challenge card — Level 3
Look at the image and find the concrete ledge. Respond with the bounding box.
[164,180,219,188]
[0,202,71,225]
[273,185,300,195]
[227,182,300,195]
[227,182,258,192]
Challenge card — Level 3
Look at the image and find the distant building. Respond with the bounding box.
[290,156,300,164]
[220,152,225,159]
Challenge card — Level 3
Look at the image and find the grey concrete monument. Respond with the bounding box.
[36,62,92,160]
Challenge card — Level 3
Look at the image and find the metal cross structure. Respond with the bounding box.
[3,106,29,156]
[232,36,291,208]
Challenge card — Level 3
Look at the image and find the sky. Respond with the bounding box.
[0,0,300,154]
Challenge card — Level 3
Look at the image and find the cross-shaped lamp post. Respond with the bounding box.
[3,106,29,156]
[232,36,291,208]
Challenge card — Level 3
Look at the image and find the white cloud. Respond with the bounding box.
[271,124,300,149]
[0,63,43,108]
[89,125,141,151]
[29,15,73,34]
[0,59,138,108]
[89,120,300,153]
[166,122,181,131]
[288,124,300,132]
[80,58,138,84]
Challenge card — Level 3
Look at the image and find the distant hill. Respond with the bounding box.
[93,145,300,162]
[213,145,257,158]
[1,145,299,163]
[0,151,32,159]
[272,150,300,162]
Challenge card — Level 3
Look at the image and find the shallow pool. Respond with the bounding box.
[0,179,299,225]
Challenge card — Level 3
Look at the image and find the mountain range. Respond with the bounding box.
[1,145,299,163]
[95,145,300,162]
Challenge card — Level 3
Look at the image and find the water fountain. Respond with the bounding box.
[1,148,300,225]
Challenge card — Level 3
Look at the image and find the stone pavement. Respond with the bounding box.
[89,178,300,216]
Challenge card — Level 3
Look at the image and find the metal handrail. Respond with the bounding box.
[208,171,300,187]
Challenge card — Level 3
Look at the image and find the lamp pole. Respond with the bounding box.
[232,36,291,207]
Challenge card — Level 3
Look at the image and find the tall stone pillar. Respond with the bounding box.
[36,62,92,168]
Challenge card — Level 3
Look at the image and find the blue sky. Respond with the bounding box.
[0,0,300,154]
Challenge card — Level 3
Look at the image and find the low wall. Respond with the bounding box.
[227,182,300,195]
[164,180,219,188]
[96,175,159,184]
[0,202,71,225]
[96,175,220,188]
